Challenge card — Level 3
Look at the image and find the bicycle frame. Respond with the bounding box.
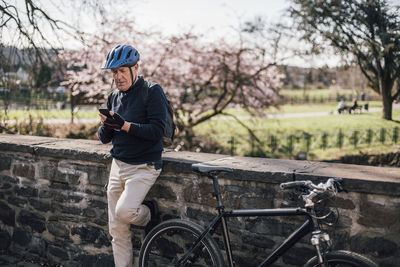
[224,208,314,266]
[178,207,314,267]
[177,173,316,267]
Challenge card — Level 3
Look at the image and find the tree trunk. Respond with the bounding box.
[381,78,394,121]
[70,90,75,124]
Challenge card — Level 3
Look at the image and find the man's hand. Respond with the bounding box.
[99,111,130,132]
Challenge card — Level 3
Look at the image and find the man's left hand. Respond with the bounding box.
[104,112,125,130]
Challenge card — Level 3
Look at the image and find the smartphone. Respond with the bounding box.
[99,108,112,118]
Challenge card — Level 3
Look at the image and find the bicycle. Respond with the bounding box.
[138,163,378,267]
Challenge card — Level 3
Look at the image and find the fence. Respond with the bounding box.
[281,93,381,105]
[0,92,68,110]
[200,127,399,158]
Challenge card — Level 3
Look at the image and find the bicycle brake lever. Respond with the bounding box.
[334,181,346,193]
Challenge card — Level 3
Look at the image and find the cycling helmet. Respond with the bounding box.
[102,45,140,69]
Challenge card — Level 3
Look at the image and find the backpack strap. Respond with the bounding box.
[142,80,156,105]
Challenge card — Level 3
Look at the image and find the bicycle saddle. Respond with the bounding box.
[191,163,233,174]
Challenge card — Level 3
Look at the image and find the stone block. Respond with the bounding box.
[242,232,275,249]
[62,162,108,186]
[29,199,53,212]
[87,166,109,186]
[38,190,52,198]
[0,229,11,250]
[95,254,114,267]
[49,215,88,224]
[71,225,109,246]
[358,196,400,227]
[234,254,264,267]
[1,182,12,190]
[59,205,83,216]
[0,156,11,171]
[89,199,107,209]
[72,252,97,266]
[0,201,15,226]
[94,218,107,227]
[38,160,58,181]
[183,180,215,206]
[49,182,71,190]
[7,197,28,207]
[15,186,38,198]
[0,174,18,184]
[350,235,398,258]
[67,195,83,203]
[335,196,356,210]
[12,227,31,246]
[245,217,299,236]
[147,183,177,200]
[12,162,35,180]
[48,245,69,260]
[186,207,216,224]
[282,246,315,266]
[28,236,47,258]
[83,208,97,218]
[85,188,106,197]
[47,222,69,238]
[0,254,17,264]
[17,210,46,233]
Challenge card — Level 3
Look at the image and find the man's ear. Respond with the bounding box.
[134,63,139,71]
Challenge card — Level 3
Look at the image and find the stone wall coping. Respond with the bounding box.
[1,134,399,195]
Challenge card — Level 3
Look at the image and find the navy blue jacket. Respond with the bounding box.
[98,76,166,164]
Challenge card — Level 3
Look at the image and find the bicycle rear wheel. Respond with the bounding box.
[303,250,378,267]
[139,219,224,267]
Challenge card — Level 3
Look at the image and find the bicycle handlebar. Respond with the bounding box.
[280,180,312,190]
[280,178,343,193]
[280,178,343,208]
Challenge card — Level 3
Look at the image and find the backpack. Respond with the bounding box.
[142,81,176,147]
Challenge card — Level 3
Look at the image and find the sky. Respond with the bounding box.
[131,0,290,36]
[68,0,336,67]
[11,0,400,67]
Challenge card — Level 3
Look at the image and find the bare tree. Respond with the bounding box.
[58,18,284,149]
[290,0,400,120]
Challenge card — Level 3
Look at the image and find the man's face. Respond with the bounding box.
[112,65,137,91]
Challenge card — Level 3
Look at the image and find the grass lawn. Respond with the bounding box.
[195,109,400,137]
[193,109,400,160]
[0,109,99,120]
[1,101,399,161]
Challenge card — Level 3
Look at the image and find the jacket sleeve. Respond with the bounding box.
[97,94,115,144]
[127,85,166,140]
[98,126,114,144]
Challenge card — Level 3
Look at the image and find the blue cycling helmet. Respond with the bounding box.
[102,45,140,69]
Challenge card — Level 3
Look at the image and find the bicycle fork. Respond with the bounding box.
[311,230,332,267]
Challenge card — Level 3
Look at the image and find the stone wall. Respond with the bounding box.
[0,134,399,267]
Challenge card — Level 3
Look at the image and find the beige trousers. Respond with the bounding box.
[107,159,161,267]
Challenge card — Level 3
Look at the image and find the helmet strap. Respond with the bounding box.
[129,66,137,87]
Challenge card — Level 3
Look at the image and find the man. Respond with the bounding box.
[337,99,347,114]
[98,44,166,267]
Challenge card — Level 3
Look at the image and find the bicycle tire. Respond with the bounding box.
[303,250,378,267]
[139,219,224,267]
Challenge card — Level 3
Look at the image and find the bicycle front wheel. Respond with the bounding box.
[138,219,224,267]
[303,250,378,267]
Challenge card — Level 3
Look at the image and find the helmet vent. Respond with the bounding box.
[126,50,132,59]
[116,49,123,60]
